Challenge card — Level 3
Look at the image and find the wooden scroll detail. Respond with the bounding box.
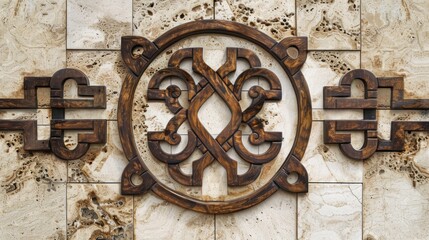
[147,47,283,187]
[119,20,311,214]
[0,68,107,160]
[323,69,429,160]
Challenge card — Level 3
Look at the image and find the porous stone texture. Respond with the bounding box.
[67,184,133,240]
[215,0,296,40]
[297,0,361,50]
[133,0,213,40]
[67,0,132,49]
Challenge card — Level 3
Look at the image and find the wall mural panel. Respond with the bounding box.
[1,1,428,236]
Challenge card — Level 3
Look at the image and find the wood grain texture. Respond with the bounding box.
[323,69,429,160]
[0,68,107,160]
[119,20,312,213]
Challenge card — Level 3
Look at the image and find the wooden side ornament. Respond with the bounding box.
[323,69,429,160]
[0,68,107,160]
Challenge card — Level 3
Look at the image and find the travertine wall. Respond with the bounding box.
[0,0,428,239]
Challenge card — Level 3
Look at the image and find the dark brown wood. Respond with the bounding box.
[119,20,312,214]
[323,69,429,160]
[0,68,107,160]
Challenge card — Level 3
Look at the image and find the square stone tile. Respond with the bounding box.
[66,50,126,120]
[0,182,66,239]
[134,192,215,240]
[67,0,132,49]
[133,0,213,40]
[364,161,429,240]
[297,0,360,50]
[215,0,295,41]
[0,0,66,98]
[362,0,429,99]
[67,183,133,240]
[216,191,296,240]
[68,121,128,182]
[298,184,362,240]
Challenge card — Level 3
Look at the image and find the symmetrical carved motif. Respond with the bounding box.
[147,47,283,186]
[323,69,429,160]
[0,68,107,160]
[119,20,312,213]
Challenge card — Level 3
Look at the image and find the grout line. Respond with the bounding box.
[214,214,217,240]
[67,48,121,52]
[295,193,298,240]
[67,182,122,184]
[360,1,364,239]
[213,0,215,20]
[307,49,361,52]
[65,0,68,238]
[133,196,135,240]
[295,0,297,36]
[308,182,363,185]
[66,48,121,51]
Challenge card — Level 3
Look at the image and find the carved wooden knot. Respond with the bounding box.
[147,48,283,186]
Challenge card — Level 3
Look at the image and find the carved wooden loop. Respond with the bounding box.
[118,20,312,214]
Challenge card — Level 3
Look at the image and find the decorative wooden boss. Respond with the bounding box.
[1,20,428,213]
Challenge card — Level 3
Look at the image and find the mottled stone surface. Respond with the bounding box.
[66,51,126,120]
[216,191,296,240]
[67,0,132,49]
[298,184,362,240]
[67,184,133,240]
[0,131,67,239]
[134,193,214,240]
[297,0,360,50]
[133,0,213,40]
[361,1,429,239]
[0,0,66,98]
[215,0,295,40]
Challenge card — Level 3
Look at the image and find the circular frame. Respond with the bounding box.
[118,20,312,214]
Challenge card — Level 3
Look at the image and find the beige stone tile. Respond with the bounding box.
[0,182,66,239]
[298,184,362,240]
[134,192,214,240]
[303,122,362,182]
[302,51,360,109]
[67,183,133,240]
[68,121,128,183]
[215,0,295,41]
[216,191,296,240]
[67,0,132,49]
[364,160,429,240]
[133,0,213,40]
[66,50,126,120]
[0,0,66,98]
[362,0,429,100]
[297,0,360,50]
